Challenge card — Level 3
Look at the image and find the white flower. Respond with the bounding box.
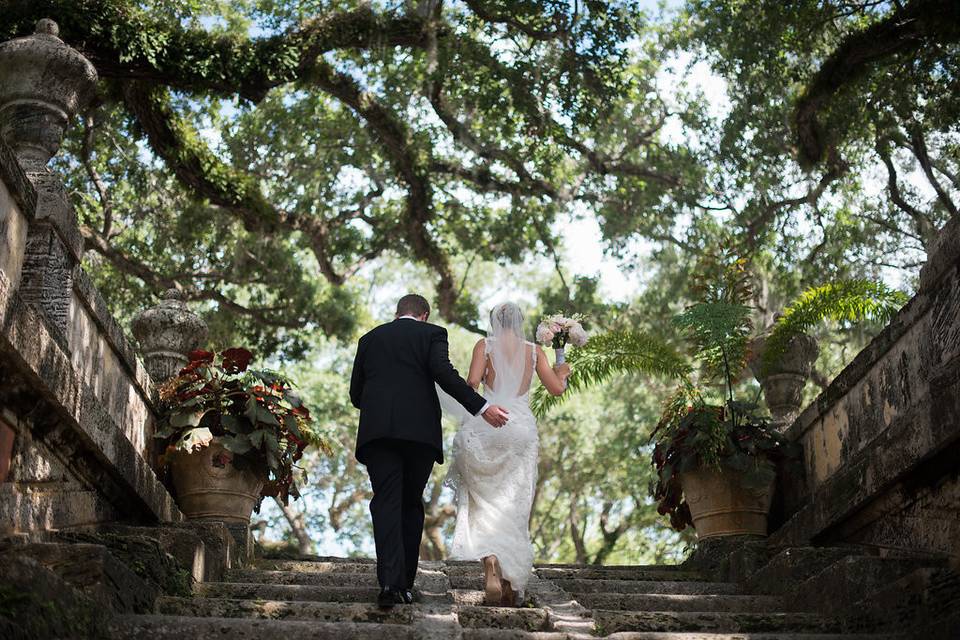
[568,323,589,346]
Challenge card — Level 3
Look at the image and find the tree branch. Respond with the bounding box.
[81,223,313,330]
[794,0,960,165]
[905,123,959,218]
[275,498,313,554]
[80,111,116,239]
[876,136,938,247]
[302,59,467,323]
[4,2,434,103]
[742,156,846,248]
[463,0,568,41]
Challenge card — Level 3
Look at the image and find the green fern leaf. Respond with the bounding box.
[762,280,908,372]
[532,330,691,418]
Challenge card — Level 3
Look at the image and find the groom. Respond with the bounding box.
[350,294,510,608]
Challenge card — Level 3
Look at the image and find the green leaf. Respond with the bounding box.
[762,280,908,373]
[532,330,691,417]
[256,406,279,427]
[244,395,259,422]
[283,413,303,440]
[170,410,206,428]
[221,434,252,455]
[263,431,280,453]
[249,429,266,449]
[220,414,240,434]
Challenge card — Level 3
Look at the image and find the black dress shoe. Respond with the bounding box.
[402,589,415,604]
[377,587,405,609]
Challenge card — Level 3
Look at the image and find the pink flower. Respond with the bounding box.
[536,323,555,345]
[568,324,589,346]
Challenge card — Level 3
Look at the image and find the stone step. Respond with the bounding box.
[591,610,842,635]
[787,555,947,615]
[457,605,550,631]
[463,633,898,640]
[261,554,377,564]
[535,563,686,571]
[745,547,859,595]
[462,629,900,640]
[156,596,418,624]
[536,567,704,582]
[195,582,380,603]
[450,589,503,606]
[108,615,415,639]
[554,578,740,595]
[227,569,379,586]
[847,566,960,632]
[255,559,378,574]
[574,593,783,613]
[158,596,552,632]
[7,541,157,613]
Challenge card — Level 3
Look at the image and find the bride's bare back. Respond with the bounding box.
[466,338,568,398]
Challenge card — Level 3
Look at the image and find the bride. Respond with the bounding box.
[443,302,570,606]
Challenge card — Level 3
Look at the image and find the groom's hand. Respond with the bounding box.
[482,405,510,428]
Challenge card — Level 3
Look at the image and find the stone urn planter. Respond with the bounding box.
[132,289,209,383]
[0,19,98,171]
[168,439,265,524]
[750,332,819,425]
[155,348,329,525]
[680,467,775,539]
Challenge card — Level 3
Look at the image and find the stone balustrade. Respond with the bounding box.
[0,20,181,534]
[773,216,960,563]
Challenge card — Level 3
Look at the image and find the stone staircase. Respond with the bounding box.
[104,554,907,639]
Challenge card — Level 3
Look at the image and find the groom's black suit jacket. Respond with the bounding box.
[350,318,486,464]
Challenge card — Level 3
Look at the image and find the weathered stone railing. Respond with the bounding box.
[0,142,30,291]
[68,269,158,458]
[0,20,182,534]
[774,217,960,563]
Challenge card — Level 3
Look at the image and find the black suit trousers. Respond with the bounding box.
[360,438,436,590]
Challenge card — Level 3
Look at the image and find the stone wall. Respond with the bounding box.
[1,410,121,531]
[68,270,157,460]
[0,133,181,534]
[0,143,29,291]
[774,217,960,563]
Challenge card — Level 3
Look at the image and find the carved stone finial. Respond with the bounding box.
[132,289,209,383]
[35,19,60,37]
[0,18,98,171]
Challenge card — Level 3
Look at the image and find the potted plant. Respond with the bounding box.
[532,257,906,538]
[649,257,796,537]
[155,347,331,523]
[650,391,797,536]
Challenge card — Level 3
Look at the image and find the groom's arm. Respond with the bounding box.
[427,328,487,416]
[349,336,368,409]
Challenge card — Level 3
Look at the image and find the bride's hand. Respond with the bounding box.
[553,363,571,380]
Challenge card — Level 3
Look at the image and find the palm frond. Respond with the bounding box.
[532,330,691,418]
[762,279,909,371]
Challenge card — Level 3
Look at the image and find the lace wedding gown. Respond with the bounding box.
[446,325,539,597]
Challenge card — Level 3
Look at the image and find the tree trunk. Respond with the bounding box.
[275,497,313,555]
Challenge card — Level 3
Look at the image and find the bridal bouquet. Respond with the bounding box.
[536,313,589,364]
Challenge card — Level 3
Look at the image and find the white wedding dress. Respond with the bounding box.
[444,303,539,597]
